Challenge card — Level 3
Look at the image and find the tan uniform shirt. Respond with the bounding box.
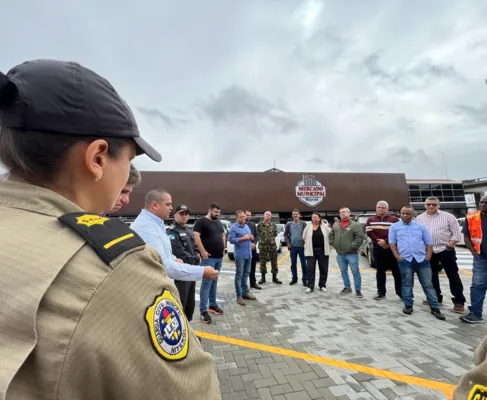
[454,335,487,399]
[0,180,221,400]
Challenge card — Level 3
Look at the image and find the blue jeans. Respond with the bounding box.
[398,258,439,308]
[199,258,222,313]
[469,256,487,317]
[290,246,307,281]
[337,253,361,290]
[235,258,251,297]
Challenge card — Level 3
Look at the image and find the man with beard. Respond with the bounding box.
[245,209,261,290]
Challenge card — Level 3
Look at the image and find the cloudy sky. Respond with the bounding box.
[2,0,487,180]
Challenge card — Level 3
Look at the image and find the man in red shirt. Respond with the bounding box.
[365,200,402,300]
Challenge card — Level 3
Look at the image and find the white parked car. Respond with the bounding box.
[226,227,282,261]
[276,223,286,245]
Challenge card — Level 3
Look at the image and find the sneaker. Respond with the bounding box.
[319,287,327,292]
[242,293,256,300]
[200,311,212,324]
[403,306,413,315]
[208,305,224,315]
[453,304,465,314]
[356,290,363,298]
[460,312,485,324]
[305,288,313,293]
[340,288,352,294]
[431,308,446,320]
[374,293,386,300]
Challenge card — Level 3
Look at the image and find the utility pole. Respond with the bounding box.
[438,151,448,179]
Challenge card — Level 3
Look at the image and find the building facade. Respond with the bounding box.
[407,179,467,218]
[115,170,410,223]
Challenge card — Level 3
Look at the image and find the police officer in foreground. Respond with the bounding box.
[0,59,221,400]
[168,204,200,321]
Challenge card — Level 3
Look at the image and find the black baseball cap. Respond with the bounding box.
[0,59,161,162]
[174,204,190,214]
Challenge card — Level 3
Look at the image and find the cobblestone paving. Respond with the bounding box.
[191,249,486,400]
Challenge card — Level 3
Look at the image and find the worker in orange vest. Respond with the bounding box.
[460,195,487,324]
[454,196,487,399]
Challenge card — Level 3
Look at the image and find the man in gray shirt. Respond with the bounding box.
[284,209,308,285]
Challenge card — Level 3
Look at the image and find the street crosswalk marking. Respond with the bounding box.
[456,251,473,270]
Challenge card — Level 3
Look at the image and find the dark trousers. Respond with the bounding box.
[290,246,307,282]
[174,280,196,322]
[430,248,466,305]
[250,249,258,285]
[306,248,329,289]
[374,246,402,296]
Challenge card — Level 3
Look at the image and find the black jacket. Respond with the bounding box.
[246,220,258,243]
[167,223,201,265]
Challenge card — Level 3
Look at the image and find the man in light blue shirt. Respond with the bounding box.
[389,206,445,320]
[228,210,257,306]
[131,189,219,282]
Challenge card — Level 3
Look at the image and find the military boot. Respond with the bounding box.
[258,274,266,284]
[272,274,282,284]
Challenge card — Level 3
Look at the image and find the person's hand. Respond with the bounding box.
[448,241,456,248]
[287,244,291,250]
[377,239,387,247]
[249,234,254,241]
[203,266,219,280]
[201,251,210,260]
[176,258,183,264]
[251,243,256,250]
[425,255,432,262]
[395,256,404,262]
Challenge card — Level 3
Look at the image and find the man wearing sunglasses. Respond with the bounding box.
[416,196,465,313]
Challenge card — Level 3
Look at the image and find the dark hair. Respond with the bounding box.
[209,203,221,210]
[292,208,300,213]
[312,212,322,221]
[0,127,133,184]
[127,163,142,186]
[244,209,251,214]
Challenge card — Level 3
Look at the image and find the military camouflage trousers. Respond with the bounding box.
[259,249,278,275]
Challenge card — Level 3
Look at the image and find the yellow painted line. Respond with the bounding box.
[277,252,290,266]
[195,330,456,399]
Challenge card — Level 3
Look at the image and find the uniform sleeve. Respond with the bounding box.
[56,248,221,400]
[168,230,198,265]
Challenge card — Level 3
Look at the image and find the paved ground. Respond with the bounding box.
[191,247,486,400]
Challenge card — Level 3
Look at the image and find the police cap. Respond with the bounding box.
[174,204,190,214]
[0,59,161,162]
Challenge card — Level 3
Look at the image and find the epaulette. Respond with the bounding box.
[58,212,145,266]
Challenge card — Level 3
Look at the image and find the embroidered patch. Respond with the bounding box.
[145,290,189,361]
[468,384,487,400]
[76,214,110,227]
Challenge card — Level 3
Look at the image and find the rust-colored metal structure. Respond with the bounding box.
[114,171,410,219]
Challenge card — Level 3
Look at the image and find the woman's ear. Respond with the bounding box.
[84,140,109,181]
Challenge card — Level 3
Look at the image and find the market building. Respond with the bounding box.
[113,169,410,223]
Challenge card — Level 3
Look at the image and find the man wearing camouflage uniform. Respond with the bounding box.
[258,211,282,284]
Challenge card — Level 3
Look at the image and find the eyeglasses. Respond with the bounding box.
[425,204,438,207]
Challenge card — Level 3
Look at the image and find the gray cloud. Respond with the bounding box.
[137,107,176,127]
[307,157,325,165]
[455,104,487,125]
[199,86,299,135]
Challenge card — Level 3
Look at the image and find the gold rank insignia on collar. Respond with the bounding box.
[58,212,145,266]
[145,289,189,361]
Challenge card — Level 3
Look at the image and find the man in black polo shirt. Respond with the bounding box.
[245,209,261,290]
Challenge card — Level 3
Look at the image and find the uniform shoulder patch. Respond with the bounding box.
[58,212,145,266]
[468,384,487,400]
[145,289,189,361]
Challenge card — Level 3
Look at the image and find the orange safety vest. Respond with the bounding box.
[467,211,483,254]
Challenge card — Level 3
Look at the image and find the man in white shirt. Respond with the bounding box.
[416,196,465,313]
[131,189,219,282]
